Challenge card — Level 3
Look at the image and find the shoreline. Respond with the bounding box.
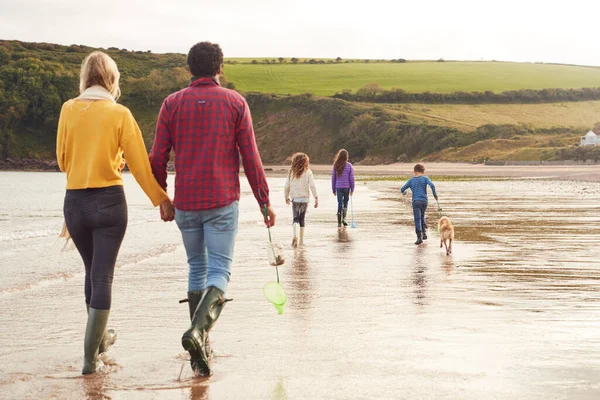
[2,160,599,182]
[267,163,600,182]
[0,159,60,172]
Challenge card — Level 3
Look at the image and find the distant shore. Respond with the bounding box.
[267,163,600,182]
[2,159,600,182]
[0,158,60,172]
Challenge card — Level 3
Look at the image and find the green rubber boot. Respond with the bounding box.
[337,213,342,228]
[82,308,110,375]
[342,208,348,227]
[182,287,230,376]
[86,305,117,354]
[186,291,203,320]
[186,290,213,367]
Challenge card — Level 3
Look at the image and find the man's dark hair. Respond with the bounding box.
[187,42,223,77]
[414,164,425,173]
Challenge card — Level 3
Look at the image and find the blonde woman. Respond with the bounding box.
[56,51,174,374]
[284,153,318,247]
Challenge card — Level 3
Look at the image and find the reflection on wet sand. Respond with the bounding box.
[82,373,111,400]
[288,248,312,311]
[336,227,352,243]
[411,246,428,308]
[189,381,210,400]
[441,254,455,275]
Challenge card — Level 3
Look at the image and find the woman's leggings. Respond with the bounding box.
[64,186,127,310]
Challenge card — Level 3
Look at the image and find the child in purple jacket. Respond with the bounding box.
[332,149,355,227]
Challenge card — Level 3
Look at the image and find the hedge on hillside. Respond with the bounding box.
[333,84,600,104]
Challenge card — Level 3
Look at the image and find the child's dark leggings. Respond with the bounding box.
[412,200,428,233]
[292,202,308,227]
[64,186,127,310]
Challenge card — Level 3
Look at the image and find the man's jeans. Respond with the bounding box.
[175,201,239,293]
[412,200,428,233]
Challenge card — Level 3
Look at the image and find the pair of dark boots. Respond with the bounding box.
[415,230,428,245]
[337,209,348,228]
[82,305,118,374]
[182,287,230,377]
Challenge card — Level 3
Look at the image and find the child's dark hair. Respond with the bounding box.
[414,164,425,173]
[187,42,223,77]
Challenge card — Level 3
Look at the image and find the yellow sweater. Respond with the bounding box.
[56,100,168,207]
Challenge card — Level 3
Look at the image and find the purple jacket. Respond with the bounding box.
[332,162,355,193]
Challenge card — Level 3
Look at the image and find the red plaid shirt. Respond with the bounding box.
[149,77,270,211]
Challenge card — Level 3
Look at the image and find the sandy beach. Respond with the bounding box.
[0,172,599,399]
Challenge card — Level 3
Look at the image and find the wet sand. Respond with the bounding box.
[268,163,600,182]
[1,172,599,399]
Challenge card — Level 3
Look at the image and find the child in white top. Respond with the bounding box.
[284,153,319,247]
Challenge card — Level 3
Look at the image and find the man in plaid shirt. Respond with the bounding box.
[149,42,275,377]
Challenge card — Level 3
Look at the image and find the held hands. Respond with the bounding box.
[262,204,276,227]
[286,198,291,205]
[160,198,175,222]
[118,158,127,172]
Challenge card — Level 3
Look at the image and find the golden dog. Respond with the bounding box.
[438,216,454,255]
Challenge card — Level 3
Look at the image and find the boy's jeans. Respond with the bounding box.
[175,201,239,293]
[412,200,428,233]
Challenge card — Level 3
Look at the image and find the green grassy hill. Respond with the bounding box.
[4,40,600,95]
[223,62,600,96]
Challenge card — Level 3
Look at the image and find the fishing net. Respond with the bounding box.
[263,281,287,314]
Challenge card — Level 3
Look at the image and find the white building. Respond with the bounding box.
[580,130,599,146]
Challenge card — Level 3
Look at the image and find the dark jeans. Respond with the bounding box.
[412,200,428,233]
[64,186,127,310]
[336,188,350,214]
[292,202,308,227]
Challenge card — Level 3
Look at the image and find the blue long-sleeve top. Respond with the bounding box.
[401,175,437,202]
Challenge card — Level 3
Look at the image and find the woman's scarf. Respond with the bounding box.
[76,85,116,102]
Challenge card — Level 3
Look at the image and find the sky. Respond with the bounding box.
[1,0,599,66]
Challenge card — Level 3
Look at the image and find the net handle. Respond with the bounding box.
[263,204,279,283]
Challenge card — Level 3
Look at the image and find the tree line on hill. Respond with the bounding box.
[0,44,238,159]
[333,84,600,104]
[0,42,187,159]
[246,57,349,64]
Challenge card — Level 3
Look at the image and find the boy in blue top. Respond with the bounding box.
[401,164,438,245]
